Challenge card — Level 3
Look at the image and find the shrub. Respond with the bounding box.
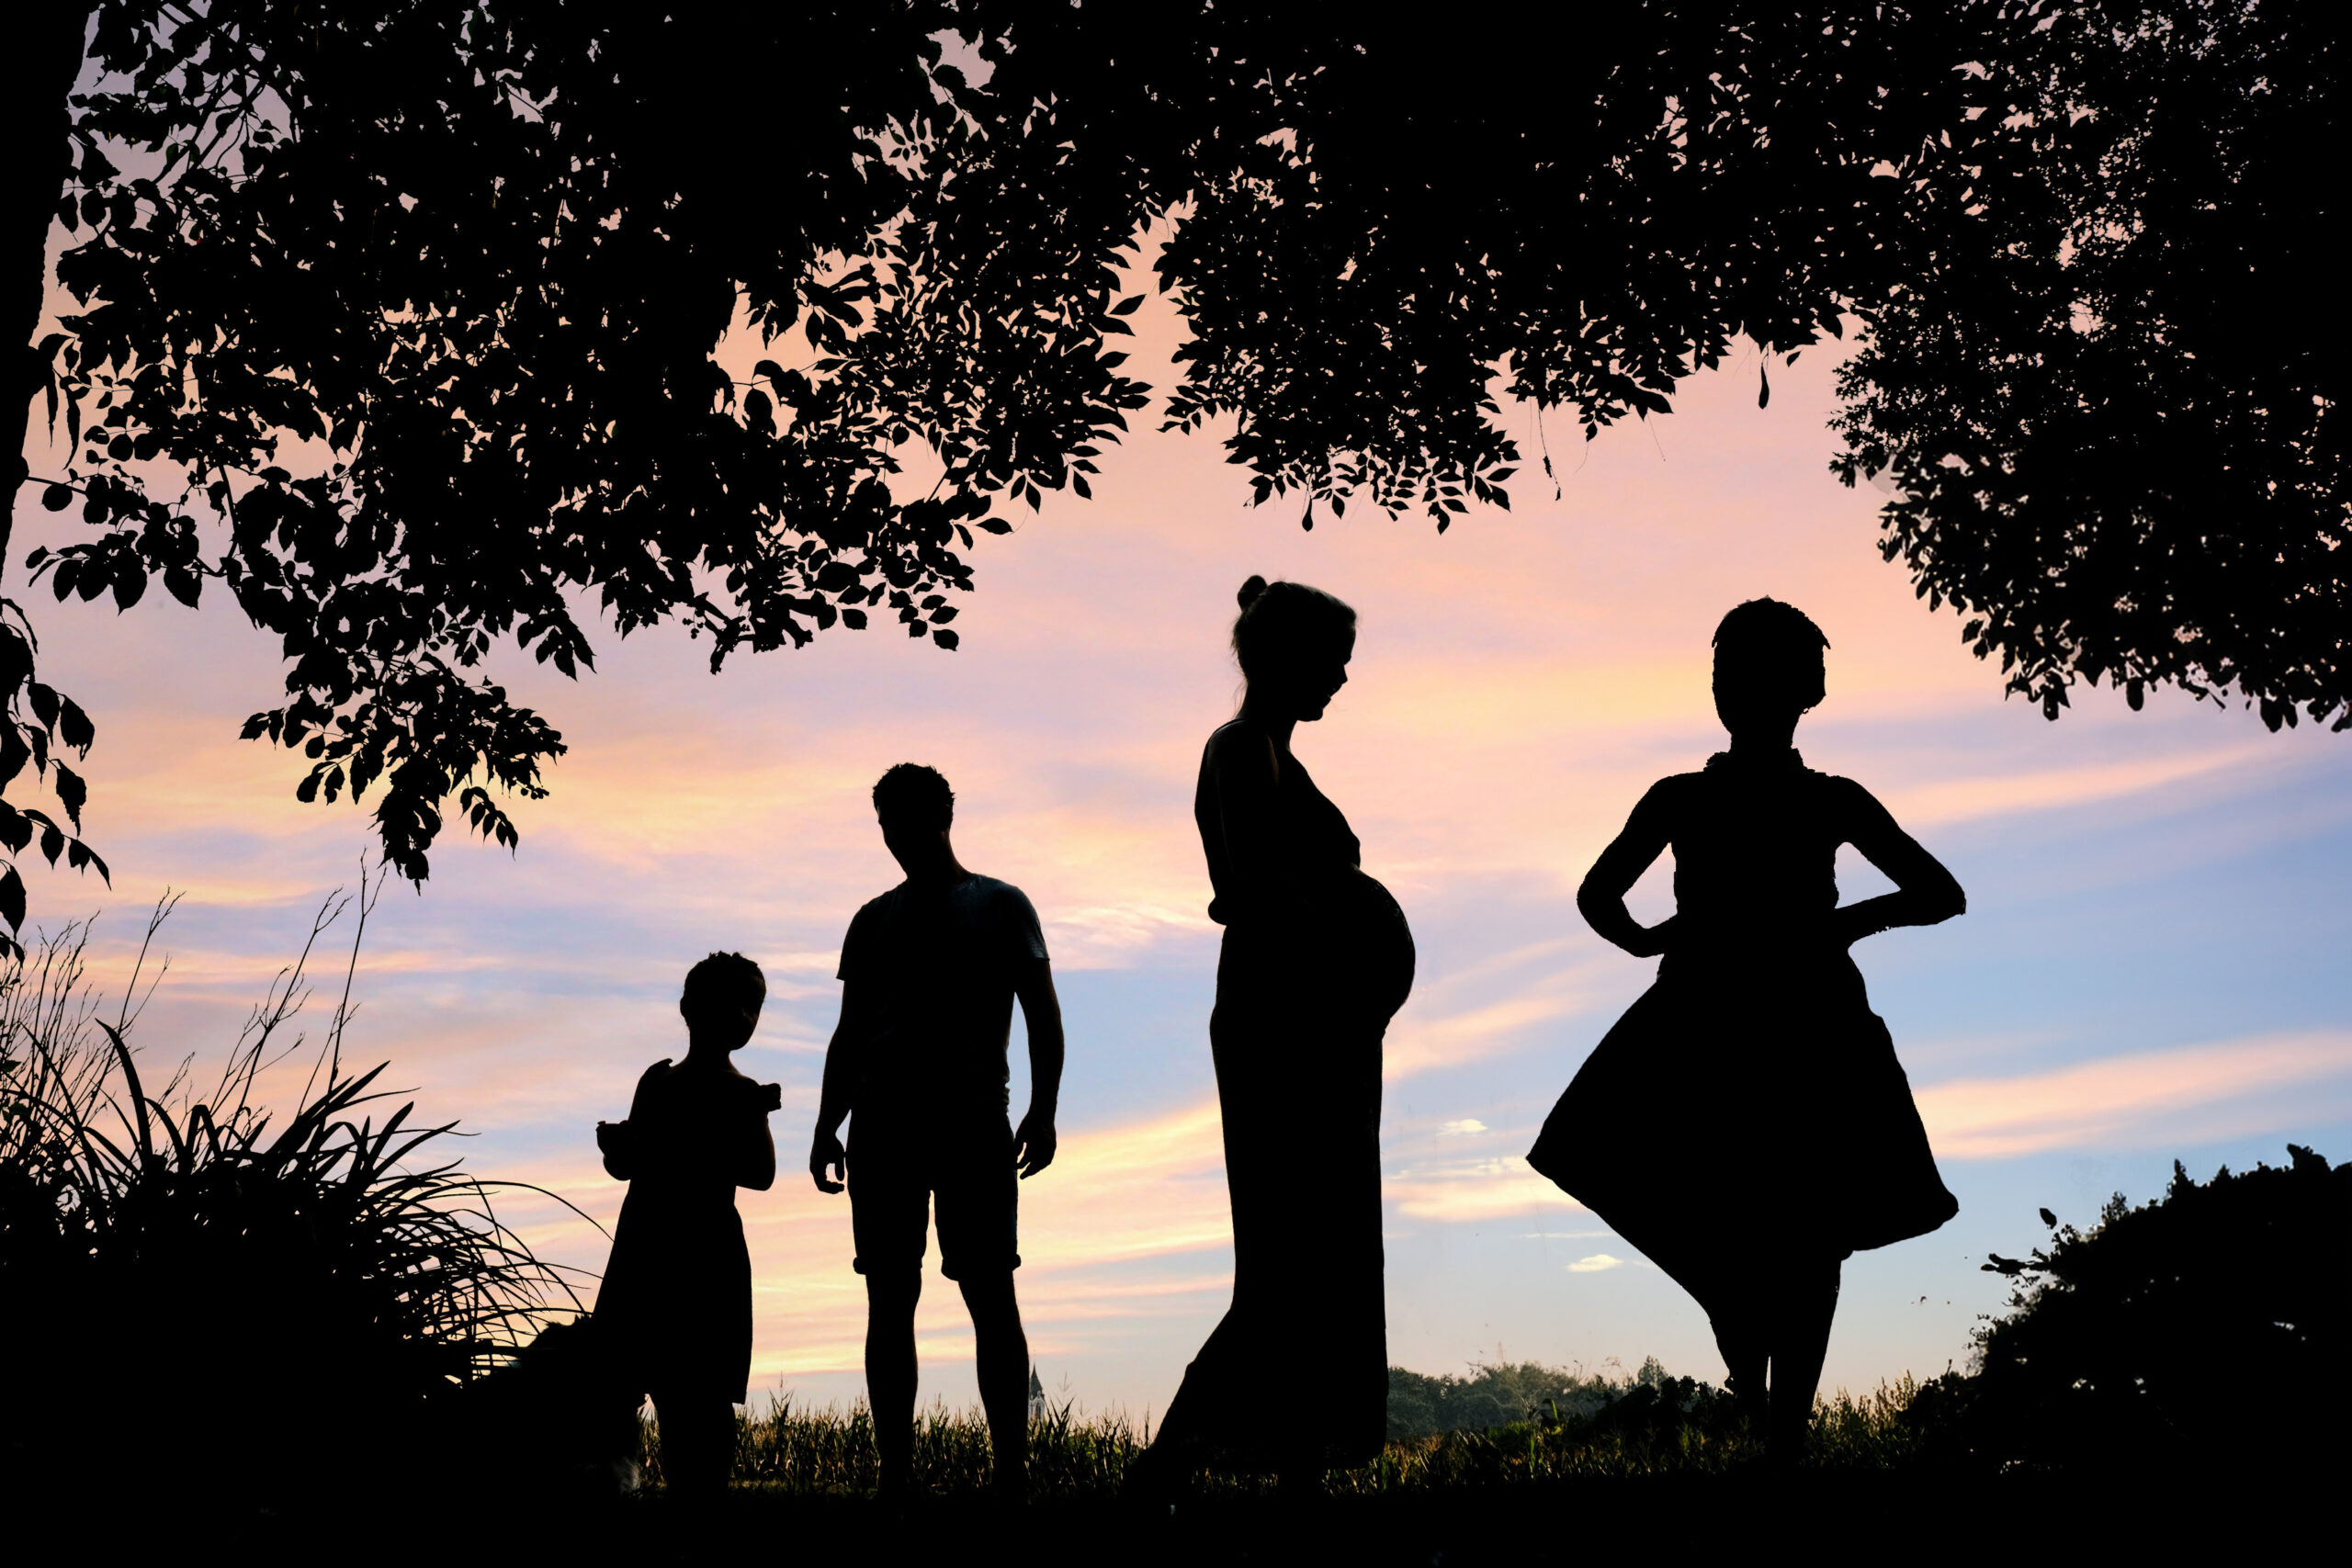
[1912,1145,2350,1474]
[0,896,577,1506]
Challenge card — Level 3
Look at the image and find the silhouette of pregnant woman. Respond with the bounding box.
[1136,577,1416,1486]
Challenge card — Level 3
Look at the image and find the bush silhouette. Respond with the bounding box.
[1917,1145,2350,1473]
[0,904,574,1505]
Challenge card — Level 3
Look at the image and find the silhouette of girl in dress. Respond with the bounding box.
[1529,599,1962,1455]
[595,952,780,1495]
[1137,577,1416,1484]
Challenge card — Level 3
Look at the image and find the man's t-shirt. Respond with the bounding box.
[837,874,1048,1119]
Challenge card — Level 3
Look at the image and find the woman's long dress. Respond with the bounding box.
[596,1062,775,1405]
[1157,719,1416,1470]
[1527,751,1955,1304]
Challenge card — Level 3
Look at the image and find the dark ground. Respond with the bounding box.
[434,1471,2319,1561]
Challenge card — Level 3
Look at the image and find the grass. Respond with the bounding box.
[638,1377,1929,1501]
[511,1377,2301,1564]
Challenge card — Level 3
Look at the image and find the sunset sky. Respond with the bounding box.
[17,276,2352,1420]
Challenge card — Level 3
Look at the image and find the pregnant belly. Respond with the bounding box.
[1330,867,1416,1021]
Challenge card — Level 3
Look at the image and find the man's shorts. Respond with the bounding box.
[848,1109,1021,1281]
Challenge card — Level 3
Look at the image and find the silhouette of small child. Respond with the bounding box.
[1529,599,1964,1457]
[594,952,780,1496]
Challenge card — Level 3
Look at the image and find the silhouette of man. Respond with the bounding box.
[810,763,1065,1502]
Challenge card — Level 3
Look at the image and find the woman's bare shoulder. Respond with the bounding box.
[1203,716,1265,753]
[1203,719,1279,776]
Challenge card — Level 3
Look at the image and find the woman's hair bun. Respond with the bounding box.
[1229,577,1356,682]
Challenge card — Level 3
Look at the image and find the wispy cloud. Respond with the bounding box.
[1917,1032,2352,1158]
[1385,984,1593,1082]
[1880,745,2278,829]
[1385,1156,1584,1224]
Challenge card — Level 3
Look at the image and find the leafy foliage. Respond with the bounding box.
[0,897,577,1501]
[0,601,107,960]
[33,0,1151,879]
[1910,1145,2351,1473]
[1832,1,2346,730]
[15,1,2339,895]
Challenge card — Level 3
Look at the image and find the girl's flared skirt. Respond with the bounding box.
[1528,947,1955,1281]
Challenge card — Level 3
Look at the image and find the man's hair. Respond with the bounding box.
[1713,597,1829,711]
[873,762,955,831]
[683,951,766,1023]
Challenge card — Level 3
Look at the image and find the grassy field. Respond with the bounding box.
[408,1381,2303,1563]
[676,1379,1928,1499]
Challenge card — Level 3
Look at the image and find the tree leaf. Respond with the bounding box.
[53,765,87,828]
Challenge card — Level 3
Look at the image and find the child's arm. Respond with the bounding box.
[596,1063,663,1180]
[1012,957,1065,1179]
[809,980,870,1194]
[1835,782,1967,945]
[596,1120,635,1180]
[736,1082,780,1191]
[1577,783,1679,957]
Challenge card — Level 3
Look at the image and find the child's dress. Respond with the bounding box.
[1528,750,1956,1286]
[597,1061,780,1404]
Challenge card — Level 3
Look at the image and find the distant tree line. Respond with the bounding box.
[1386,1354,1713,1441]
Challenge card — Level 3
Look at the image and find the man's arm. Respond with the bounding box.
[1012,957,1064,1179]
[809,980,868,1193]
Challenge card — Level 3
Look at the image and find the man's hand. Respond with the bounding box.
[810,1126,847,1193]
[1014,1106,1057,1179]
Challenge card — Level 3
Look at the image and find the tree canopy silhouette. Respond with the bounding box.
[6,1,2338,914]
